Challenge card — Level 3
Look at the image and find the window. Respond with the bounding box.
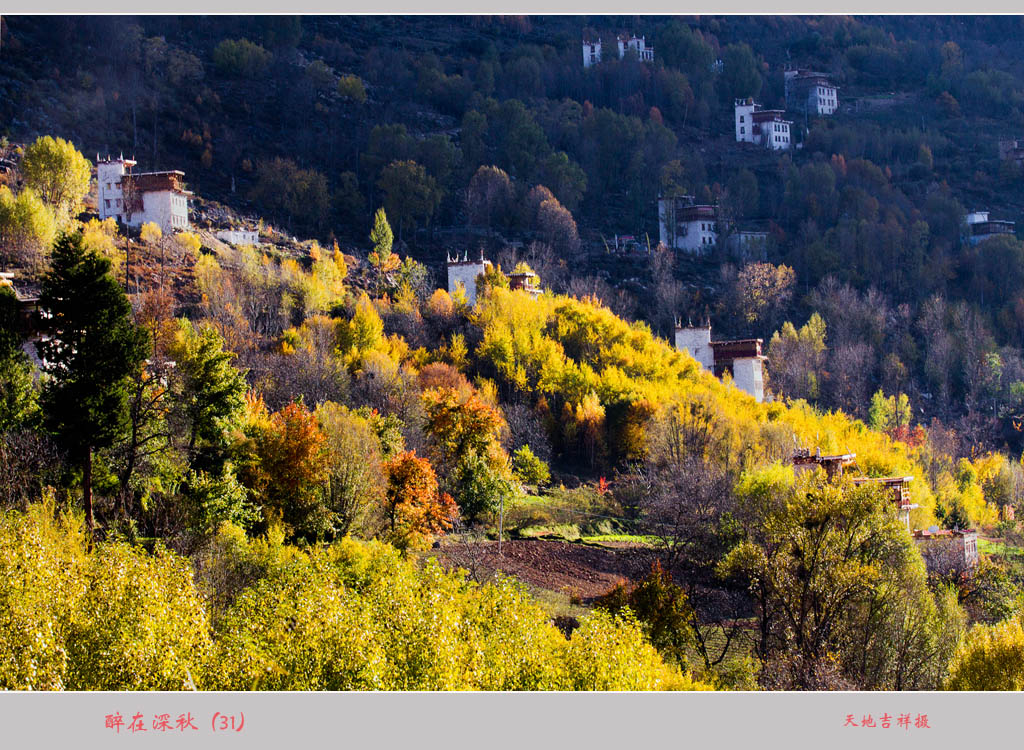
[104,199,110,208]
[740,126,745,134]
[115,199,121,207]
[740,115,745,122]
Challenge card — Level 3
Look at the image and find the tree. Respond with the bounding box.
[140,221,162,245]
[381,450,458,551]
[20,136,91,221]
[212,38,272,77]
[727,262,795,329]
[767,313,827,401]
[315,401,386,537]
[721,43,762,101]
[0,286,37,430]
[0,186,57,269]
[466,165,512,233]
[868,389,913,438]
[367,208,399,294]
[337,74,367,103]
[536,196,580,256]
[451,449,517,521]
[376,160,442,243]
[721,466,960,689]
[421,385,505,469]
[166,319,248,463]
[38,231,150,535]
[512,444,550,487]
[946,619,1024,690]
[595,561,697,670]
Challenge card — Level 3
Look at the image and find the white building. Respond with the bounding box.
[675,322,714,371]
[676,323,766,402]
[658,196,718,254]
[735,99,792,151]
[96,156,191,233]
[216,229,260,246]
[446,252,492,305]
[784,69,838,116]
[582,34,653,66]
[617,34,654,63]
[966,210,1016,245]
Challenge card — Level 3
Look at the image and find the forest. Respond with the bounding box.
[5,15,1024,691]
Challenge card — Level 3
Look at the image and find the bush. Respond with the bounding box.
[512,444,550,488]
[213,39,272,78]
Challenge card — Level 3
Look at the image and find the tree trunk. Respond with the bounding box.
[83,446,94,540]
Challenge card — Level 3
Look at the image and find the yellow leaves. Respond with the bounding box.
[946,618,1024,690]
[80,217,124,274]
[140,221,163,245]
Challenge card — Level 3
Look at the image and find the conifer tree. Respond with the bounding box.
[367,207,398,295]
[38,231,149,535]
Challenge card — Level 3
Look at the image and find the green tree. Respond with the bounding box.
[337,74,367,103]
[20,136,92,221]
[167,319,248,462]
[38,231,149,535]
[451,449,516,521]
[721,465,960,689]
[868,389,912,436]
[367,207,398,294]
[212,38,272,77]
[376,160,442,243]
[595,561,696,670]
[512,444,550,488]
[0,286,38,430]
[721,43,762,100]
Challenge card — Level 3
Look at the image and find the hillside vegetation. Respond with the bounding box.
[6,16,1024,690]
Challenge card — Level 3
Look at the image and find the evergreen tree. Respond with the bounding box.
[0,286,38,430]
[367,207,398,294]
[38,231,149,535]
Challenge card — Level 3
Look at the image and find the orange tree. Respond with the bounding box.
[382,450,457,551]
[238,400,329,539]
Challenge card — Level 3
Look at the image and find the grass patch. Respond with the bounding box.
[516,523,581,541]
[581,533,661,547]
[979,539,1024,558]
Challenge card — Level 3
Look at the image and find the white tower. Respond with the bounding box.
[96,155,136,224]
[447,252,491,306]
[675,322,713,371]
[735,99,756,144]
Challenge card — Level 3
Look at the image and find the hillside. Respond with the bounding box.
[5,14,1024,692]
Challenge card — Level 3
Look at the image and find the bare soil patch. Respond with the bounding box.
[433,539,657,601]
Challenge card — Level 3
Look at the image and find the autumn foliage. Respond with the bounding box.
[382,450,458,550]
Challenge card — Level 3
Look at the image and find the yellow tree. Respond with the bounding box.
[20,136,92,222]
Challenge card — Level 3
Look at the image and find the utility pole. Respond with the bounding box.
[498,494,505,556]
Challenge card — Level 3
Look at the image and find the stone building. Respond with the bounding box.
[582,33,653,67]
[446,252,491,306]
[675,322,766,402]
[784,68,839,115]
[96,156,191,233]
[658,196,718,254]
[913,527,980,575]
[734,99,793,151]
[216,229,260,246]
